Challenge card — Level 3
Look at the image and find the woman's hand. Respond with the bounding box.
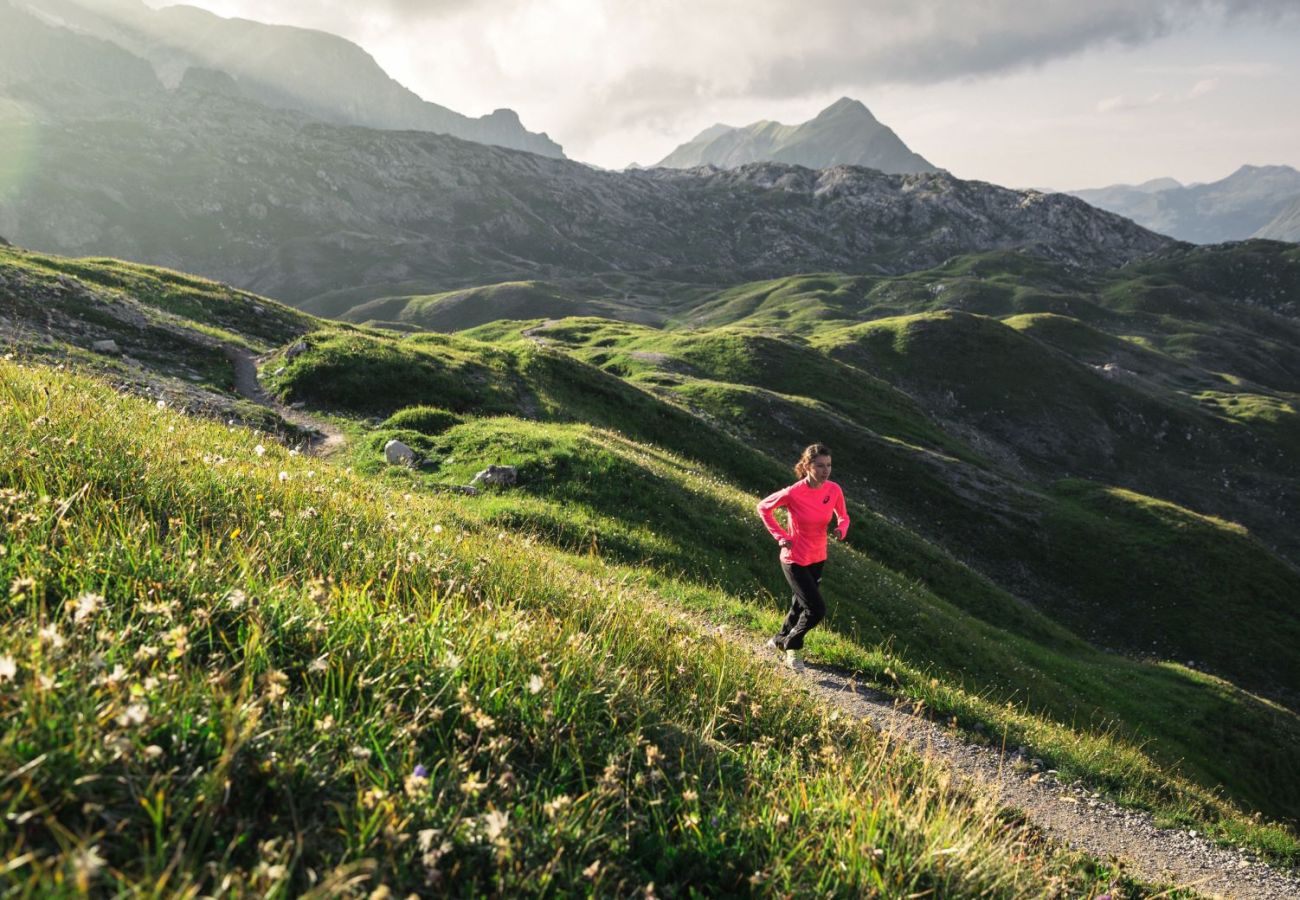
[778,539,793,549]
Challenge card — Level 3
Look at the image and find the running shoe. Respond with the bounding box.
[785,649,806,671]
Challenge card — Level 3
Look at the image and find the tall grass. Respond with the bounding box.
[0,360,1144,896]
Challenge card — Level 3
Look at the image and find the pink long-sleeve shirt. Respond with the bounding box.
[756,479,849,565]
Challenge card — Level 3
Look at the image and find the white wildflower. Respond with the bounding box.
[72,591,104,625]
[38,625,66,650]
[98,664,128,688]
[117,702,148,727]
[528,674,544,695]
[71,844,107,883]
[543,795,572,820]
[278,471,289,482]
[254,444,267,457]
[0,655,16,682]
[481,809,509,842]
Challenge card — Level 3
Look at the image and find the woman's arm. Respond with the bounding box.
[834,486,850,540]
[756,486,794,543]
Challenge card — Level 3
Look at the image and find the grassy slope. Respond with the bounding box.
[266,324,1300,846]
[1,360,1154,897]
[5,247,1299,880]
[473,314,1300,706]
[338,281,662,332]
[0,244,315,431]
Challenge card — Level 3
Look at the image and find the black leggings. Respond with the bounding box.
[775,560,825,650]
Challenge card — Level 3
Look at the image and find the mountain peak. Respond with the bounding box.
[653,97,932,174]
[1228,163,1298,179]
[816,96,877,122]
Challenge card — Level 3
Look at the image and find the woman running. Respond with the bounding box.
[756,443,849,670]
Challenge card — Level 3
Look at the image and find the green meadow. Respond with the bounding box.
[3,241,1299,894]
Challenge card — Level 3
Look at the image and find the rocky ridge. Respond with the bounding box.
[0,83,1172,310]
[5,0,563,157]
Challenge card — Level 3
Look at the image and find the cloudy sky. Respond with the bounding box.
[145,0,1300,189]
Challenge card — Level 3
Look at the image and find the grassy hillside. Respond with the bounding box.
[4,246,1300,888]
[471,313,1300,706]
[258,326,1300,836]
[0,243,315,430]
[339,281,665,332]
[1,359,1177,897]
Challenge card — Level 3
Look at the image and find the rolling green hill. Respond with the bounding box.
[3,244,1299,893]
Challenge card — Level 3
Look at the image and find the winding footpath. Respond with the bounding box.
[225,347,345,456]
[747,640,1300,899]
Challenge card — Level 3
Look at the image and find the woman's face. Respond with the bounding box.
[808,454,832,484]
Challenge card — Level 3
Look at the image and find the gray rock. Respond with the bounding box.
[91,339,121,353]
[384,439,416,466]
[470,464,517,487]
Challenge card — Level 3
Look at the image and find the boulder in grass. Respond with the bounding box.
[285,340,309,359]
[91,339,120,353]
[384,439,417,466]
[470,464,517,487]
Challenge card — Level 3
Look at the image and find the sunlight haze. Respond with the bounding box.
[140,0,1300,188]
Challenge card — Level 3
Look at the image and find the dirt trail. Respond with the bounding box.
[225,347,345,456]
[742,639,1300,899]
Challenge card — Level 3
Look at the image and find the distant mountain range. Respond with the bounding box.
[0,2,1180,312]
[1070,165,1300,244]
[0,78,1170,310]
[5,0,563,157]
[654,97,936,174]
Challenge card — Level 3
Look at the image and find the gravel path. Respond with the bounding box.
[747,640,1300,899]
[225,348,345,456]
